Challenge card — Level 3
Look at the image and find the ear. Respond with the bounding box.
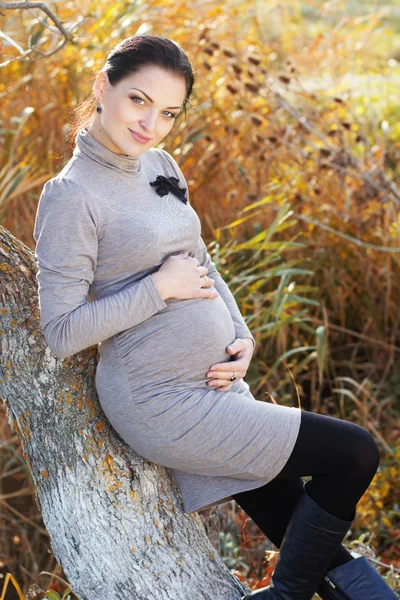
[93,70,110,103]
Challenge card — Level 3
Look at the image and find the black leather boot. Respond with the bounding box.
[316,555,399,599]
[241,483,355,600]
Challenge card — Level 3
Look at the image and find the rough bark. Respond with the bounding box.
[0,225,250,600]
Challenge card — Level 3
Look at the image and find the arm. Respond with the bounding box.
[33,177,167,360]
[192,236,256,350]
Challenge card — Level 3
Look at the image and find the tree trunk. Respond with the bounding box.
[0,225,250,600]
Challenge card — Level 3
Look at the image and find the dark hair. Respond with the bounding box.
[66,35,195,150]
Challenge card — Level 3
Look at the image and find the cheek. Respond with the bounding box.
[115,101,136,124]
[103,98,135,127]
[159,118,175,135]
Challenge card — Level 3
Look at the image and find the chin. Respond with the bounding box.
[110,135,140,157]
[124,131,157,155]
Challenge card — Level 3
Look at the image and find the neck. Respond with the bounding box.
[74,127,142,176]
[87,116,135,156]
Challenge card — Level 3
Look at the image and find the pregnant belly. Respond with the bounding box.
[112,295,237,393]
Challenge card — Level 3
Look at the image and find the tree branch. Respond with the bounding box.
[0,1,73,40]
[0,1,86,67]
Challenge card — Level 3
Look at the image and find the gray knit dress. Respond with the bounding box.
[33,128,301,513]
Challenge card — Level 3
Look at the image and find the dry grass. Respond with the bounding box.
[0,0,399,595]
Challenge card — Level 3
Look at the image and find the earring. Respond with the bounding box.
[96,105,102,114]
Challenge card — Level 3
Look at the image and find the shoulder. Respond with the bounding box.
[39,175,98,213]
[35,175,99,233]
[41,173,92,197]
[146,147,185,181]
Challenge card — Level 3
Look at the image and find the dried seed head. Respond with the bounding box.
[198,28,209,41]
[251,115,263,127]
[319,148,331,157]
[232,64,243,76]
[333,97,344,103]
[278,75,291,84]
[227,84,239,94]
[203,47,214,56]
[268,135,278,143]
[244,82,260,93]
[211,42,220,49]
[248,56,261,66]
[223,48,235,58]
[341,122,351,130]
[203,61,212,71]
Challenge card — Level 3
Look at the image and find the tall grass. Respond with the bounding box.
[0,0,399,594]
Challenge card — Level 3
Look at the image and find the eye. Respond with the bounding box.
[163,111,178,119]
[130,95,144,105]
[129,96,178,119]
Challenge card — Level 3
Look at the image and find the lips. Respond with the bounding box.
[129,129,152,142]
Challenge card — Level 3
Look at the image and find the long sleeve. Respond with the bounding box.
[158,148,256,351]
[192,237,256,349]
[33,177,167,359]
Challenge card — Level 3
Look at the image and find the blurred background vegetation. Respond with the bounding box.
[0,0,399,597]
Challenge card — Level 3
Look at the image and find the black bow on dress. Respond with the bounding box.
[150,175,188,204]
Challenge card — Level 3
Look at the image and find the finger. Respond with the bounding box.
[207,376,241,386]
[200,275,215,288]
[228,339,253,353]
[206,372,240,381]
[216,385,234,392]
[207,378,226,386]
[206,372,245,382]
[207,362,246,374]
[207,377,236,386]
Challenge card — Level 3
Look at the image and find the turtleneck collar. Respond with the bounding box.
[73,127,142,177]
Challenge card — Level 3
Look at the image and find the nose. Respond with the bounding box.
[139,108,157,133]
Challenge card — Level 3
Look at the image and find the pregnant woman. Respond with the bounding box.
[33,35,397,600]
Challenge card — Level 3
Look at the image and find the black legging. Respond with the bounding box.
[232,410,380,571]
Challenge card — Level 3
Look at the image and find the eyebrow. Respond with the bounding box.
[128,87,182,110]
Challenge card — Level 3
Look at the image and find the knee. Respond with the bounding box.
[345,424,380,483]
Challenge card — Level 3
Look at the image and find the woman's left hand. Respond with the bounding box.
[205,337,254,392]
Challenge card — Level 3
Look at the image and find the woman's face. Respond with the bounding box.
[91,65,187,156]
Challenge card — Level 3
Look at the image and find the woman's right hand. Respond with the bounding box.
[151,252,220,301]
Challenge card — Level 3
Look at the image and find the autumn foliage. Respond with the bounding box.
[0,0,399,596]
